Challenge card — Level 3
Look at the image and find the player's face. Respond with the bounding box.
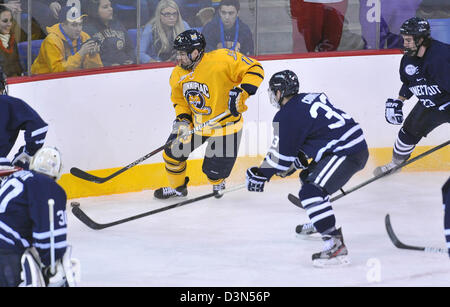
[160,7,179,27]
[401,34,422,56]
[0,11,13,35]
[268,89,282,109]
[98,0,113,23]
[63,21,83,40]
[219,5,238,29]
[176,49,199,70]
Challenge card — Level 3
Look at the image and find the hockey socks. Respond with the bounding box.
[299,184,338,236]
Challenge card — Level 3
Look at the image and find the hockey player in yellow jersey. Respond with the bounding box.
[154,29,264,199]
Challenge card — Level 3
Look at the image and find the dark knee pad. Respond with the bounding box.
[202,156,237,181]
[298,182,328,204]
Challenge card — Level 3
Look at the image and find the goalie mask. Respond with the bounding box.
[400,17,431,57]
[173,29,206,70]
[29,147,63,180]
[268,70,299,109]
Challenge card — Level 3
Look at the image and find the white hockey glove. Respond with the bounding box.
[19,247,46,287]
[277,151,309,178]
[385,98,404,125]
[12,146,32,168]
[44,246,81,287]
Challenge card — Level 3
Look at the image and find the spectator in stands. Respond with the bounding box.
[174,0,214,28]
[0,0,45,41]
[417,0,450,19]
[0,6,22,76]
[201,0,254,55]
[140,0,189,63]
[359,0,422,49]
[290,0,348,53]
[31,5,102,74]
[83,0,135,66]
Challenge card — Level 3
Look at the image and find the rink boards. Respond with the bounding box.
[8,52,449,198]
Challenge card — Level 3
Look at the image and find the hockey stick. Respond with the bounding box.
[70,111,231,184]
[385,214,448,254]
[288,139,450,209]
[71,183,246,230]
[48,199,56,275]
[0,167,22,177]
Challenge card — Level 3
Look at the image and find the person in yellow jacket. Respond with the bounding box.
[154,29,264,200]
[31,6,102,75]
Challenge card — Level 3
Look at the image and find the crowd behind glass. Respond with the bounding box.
[0,0,449,77]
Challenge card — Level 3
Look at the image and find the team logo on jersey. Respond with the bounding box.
[183,82,211,115]
[405,64,418,76]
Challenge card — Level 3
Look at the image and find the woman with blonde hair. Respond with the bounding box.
[140,0,190,63]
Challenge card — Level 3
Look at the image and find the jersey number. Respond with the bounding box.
[302,93,349,129]
[0,179,23,213]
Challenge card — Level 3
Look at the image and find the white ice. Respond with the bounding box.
[67,171,450,287]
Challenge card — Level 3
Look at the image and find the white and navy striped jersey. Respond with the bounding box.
[0,170,67,266]
[0,95,48,164]
[260,92,368,179]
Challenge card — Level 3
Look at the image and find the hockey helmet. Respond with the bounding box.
[268,70,299,109]
[174,29,206,54]
[29,147,63,180]
[173,29,206,70]
[400,17,431,56]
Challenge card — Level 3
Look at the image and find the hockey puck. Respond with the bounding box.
[71,202,80,208]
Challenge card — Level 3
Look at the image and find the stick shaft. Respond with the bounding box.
[48,199,55,274]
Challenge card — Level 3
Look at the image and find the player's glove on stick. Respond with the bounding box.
[172,118,193,145]
[228,86,249,117]
[385,98,403,125]
[12,146,32,169]
[277,151,309,178]
[246,167,268,192]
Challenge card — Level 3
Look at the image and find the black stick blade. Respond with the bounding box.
[287,193,304,209]
[70,167,107,184]
[385,214,424,251]
[71,204,107,230]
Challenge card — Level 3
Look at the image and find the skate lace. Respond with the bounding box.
[304,223,315,231]
[162,187,178,196]
[322,238,336,252]
[213,181,226,192]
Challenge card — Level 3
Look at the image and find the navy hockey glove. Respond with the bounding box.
[385,98,404,125]
[228,86,249,117]
[277,151,309,178]
[12,146,32,169]
[246,167,268,192]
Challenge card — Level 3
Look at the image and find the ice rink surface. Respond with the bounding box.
[68,171,450,287]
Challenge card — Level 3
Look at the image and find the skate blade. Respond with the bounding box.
[312,255,351,268]
[296,233,322,241]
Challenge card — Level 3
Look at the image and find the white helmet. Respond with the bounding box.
[29,147,63,180]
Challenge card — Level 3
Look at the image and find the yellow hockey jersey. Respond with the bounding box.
[169,48,264,137]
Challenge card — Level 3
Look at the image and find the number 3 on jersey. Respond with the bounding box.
[302,93,350,129]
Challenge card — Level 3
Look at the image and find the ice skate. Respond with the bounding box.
[373,159,403,176]
[312,228,350,268]
[154,177,189,199]
[213,180,226,199]
[295,222,320,240]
